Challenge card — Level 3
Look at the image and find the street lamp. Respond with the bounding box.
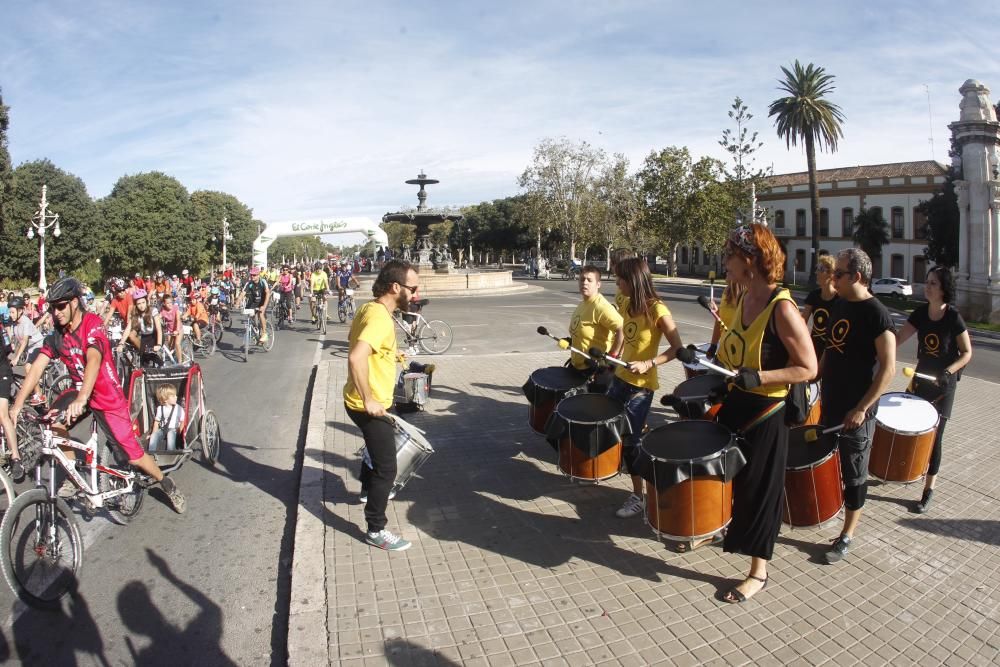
[211,215,232,271]
[27,184,61,292]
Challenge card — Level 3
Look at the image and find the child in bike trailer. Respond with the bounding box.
[9,277,185,513]
[148,383,185,452]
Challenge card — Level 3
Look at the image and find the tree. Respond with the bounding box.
[852,208,890,260]
[267,235,328,264]
[719,96,772,223]
[917,176,959,268]
[518,137,605,259]
[769,61,846,286]
[380,220,415,252]
[593,154,638,270]
[97,172,205,275]
[191,190,257,269]
[0,87,13,237]
[0,159,101,285]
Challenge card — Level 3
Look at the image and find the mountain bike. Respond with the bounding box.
[314,292,328,335]
[337,290,356,323]
[0,411,147,608]
[392,300,453,354]
[242,309,275,362]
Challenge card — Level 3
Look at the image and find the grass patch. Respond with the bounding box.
[968,320,1000,332]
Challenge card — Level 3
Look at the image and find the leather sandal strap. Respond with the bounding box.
[747,574,767,583]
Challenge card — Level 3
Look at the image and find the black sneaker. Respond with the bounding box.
[825,535,851,564]
[914,489,934,514]
[9,459,25,483]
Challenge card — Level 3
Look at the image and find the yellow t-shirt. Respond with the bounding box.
[614,290,630,317]
[569,294,623,370]
[343,302,398,410]
[614,300,671,390]
[718,294,739,336]
[310,271,329,292]
[717,289,794,399]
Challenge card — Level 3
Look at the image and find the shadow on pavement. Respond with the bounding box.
[385,638,462,666]
[116,548,237,665]
[8,586,108,665]
[897,518,1000,546]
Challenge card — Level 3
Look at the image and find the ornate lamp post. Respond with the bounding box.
[212,215,232,271]
[27,184,61,292]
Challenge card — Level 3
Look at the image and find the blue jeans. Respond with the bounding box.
[149,428,178,452]
[605,376,653,474]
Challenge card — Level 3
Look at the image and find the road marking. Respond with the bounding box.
[450,324,489,328]
[496,304,576,308]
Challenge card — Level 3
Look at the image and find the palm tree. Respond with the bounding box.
[852,207,890,262]
[769,61,845,286]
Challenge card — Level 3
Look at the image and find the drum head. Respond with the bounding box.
[680,342,711,371]
[673,374,726,399]
[556,393,623,423]
[876,392,938,433]
[807,381,820,408]
[787,426,837,468]
[641,421,732,462]
[529,366,586,392]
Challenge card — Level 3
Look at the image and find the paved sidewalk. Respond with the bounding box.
[290,352,1000,666]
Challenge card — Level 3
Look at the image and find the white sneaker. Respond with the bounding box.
[616,493,645,518]
[366,529,411,551]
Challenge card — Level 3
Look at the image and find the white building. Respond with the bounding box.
[759,160,948,284]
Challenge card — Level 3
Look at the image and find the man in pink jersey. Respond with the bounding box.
[9,277,186,513]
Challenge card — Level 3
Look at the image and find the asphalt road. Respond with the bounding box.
[0,278,995,665]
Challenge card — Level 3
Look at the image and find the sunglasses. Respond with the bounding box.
[397,283,420,293]
[832,269,852,279]
[49,300,73,312]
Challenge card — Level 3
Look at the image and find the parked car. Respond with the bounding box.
[871,277,913,298]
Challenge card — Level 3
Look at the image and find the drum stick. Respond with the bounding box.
[676,347,737,378]
[536,326,624,368]
[660,393,712,405]
[697,295,728,332]
[902,367,937,383]
[803,424,843,442]
[586,346,628,369]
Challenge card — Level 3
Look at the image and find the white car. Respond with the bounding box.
[871,278,913,298]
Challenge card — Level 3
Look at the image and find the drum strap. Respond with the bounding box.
[739,401,784,433]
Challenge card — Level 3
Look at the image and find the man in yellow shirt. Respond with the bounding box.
[344,259,420,551]
[309,261,330,324]
[567,266,623,390]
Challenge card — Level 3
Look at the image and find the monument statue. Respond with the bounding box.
[959,79,998,122]
[382,173,464,271]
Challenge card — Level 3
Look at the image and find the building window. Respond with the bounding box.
[775,210,785,229]
[795,248,806,271]
[842,207,854,237]
[891,207,904,239]
[693,246,700,266]
[796,209,806,236]
[820,208,829,237]
[703,248,710,265]
[913,256,927,283]
[891,253,904,278]
[914,207,928,240]
[681,247,688,265]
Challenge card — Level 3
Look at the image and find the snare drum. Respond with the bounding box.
[804,381,822,426]
[361,416,435,495]
[522,367,587,435]
[545,394,629,482]
[681,343,713,380]
[783,426,843,527]
[634,421,745,541]
[869,392,939,483]
[668,374,726,420]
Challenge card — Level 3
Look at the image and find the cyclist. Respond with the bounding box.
[0,317,26,482]
[103,278,134,327]
[9,277,185,512]
[241,266,271,343]
[153,270,170,305]
[159,292,184,362]
[118,289,163,366]
[184,292,210,348]
[7,296,47,408]
[275,265,296,324]
[337,261,361,308]
[309,261,330,324]
[130,273,145,293]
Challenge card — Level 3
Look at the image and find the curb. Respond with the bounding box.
[287,360,330,666]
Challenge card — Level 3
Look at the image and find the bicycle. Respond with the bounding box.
[314,292,328,335]
[392,301,453,354]
[181,321,216,359]
[337,289,356,323]
[0,411,147,607]
[242,308,275,362]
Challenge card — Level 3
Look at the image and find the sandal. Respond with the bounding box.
[721,575,767,604]
[673,533,723,553]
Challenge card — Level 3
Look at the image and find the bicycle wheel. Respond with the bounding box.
[97,444,145,526]
[242,323,250,363]
[338,302,347,323]
[418,320,454,354]
[0,489,83,608]
[320,305,327,335]
[0,469,13,517]
[197,332,216,358]
[262,320,276,352]
[179,337,195,365]
[45,373,74,405]
[348,299,355,319]
[201,410,222,465]
[211,318,224,343]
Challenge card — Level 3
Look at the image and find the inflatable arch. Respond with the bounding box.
[252,217,389,267]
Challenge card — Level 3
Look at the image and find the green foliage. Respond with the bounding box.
[459,196,534,256]
[97,172,205,276]
[191,190,256,269]
[0,159,102,283]
[381,220,416,251]
[917,176,959,268]
[0,88,12,237]
[852,208,890,259]
[719,97,772,222]
[267,235,328,264]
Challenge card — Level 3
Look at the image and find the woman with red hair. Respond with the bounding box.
[713,225,816,603]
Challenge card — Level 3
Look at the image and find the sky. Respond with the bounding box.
[3,0,1000,234]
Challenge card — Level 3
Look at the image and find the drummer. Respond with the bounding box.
[608,258,684,520]
[609,248,636,316]
[820,248,895,564]
[713,224,815,603]
[708,276,745,359]
[343,259,417,552]
[566,265,623,390]
[801,252,840,363]
[894,266,972,514]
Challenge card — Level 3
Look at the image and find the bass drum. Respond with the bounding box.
[545,393,629,482]
[522,367,587,435]
[869,392,939,483]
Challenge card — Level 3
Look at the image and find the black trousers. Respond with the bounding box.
[347,407,397,534]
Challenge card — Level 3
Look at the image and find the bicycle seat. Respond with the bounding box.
[413,299,429,308]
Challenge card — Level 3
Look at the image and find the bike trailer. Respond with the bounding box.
[126,364,206,469]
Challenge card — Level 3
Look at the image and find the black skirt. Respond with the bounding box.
[715,389,788,561]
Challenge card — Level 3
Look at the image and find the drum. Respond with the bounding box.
[522,367,587,435]
[869,392,939,483]
[545,394,629,482]
[804,381,822,426]
[783,426,843,527]
[667,374,726,420]
[681,343,713,380]
[358,416,435,495]
[402,372,430,408]
[634,421,745,541]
